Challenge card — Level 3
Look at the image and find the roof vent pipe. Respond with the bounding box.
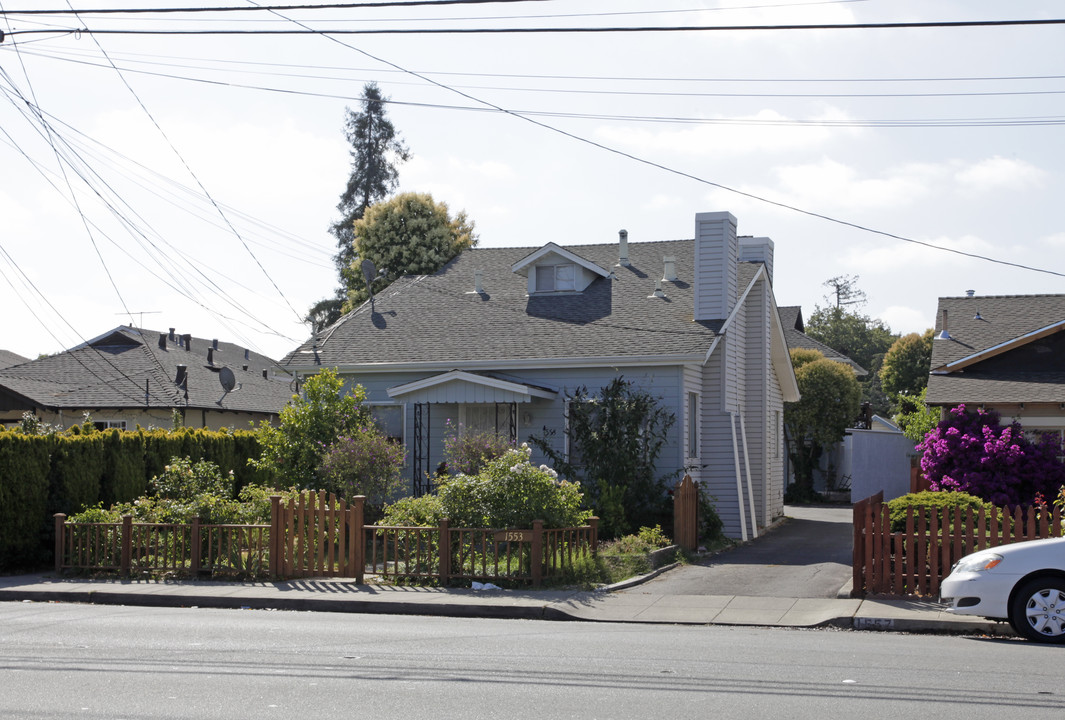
[168,328,176,341]
[158,333,167,350]
[244,348,250,361]
[262,369,268,380]
[936,309,951,340]
[207,348,214,366]
[212,339,219,350]
[475,270,484,294]
[182,334,192,352]
[966,289,975,297]
[175,364,188,386]
[617,229,630,267]
[662,256,677,282]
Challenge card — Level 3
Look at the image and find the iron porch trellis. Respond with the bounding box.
[411,401,518,496]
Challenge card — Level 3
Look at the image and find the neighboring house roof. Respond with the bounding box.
[777,305,868,375]
[0,326,294,415]
[926,294,1065,405]
[285,239,739,370]
[0,349,29,370]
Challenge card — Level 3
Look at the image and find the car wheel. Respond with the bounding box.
[1009,577,1065,643]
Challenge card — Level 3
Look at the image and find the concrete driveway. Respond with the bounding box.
[626,504,853,599]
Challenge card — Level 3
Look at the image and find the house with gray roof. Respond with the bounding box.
[0,326,294,431]
[927,293,1065,443]
[283,211,799,540]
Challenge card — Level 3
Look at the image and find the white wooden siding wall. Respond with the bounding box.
[410,382,528,404]
[742,279,770,529]
[682,364,703,484]
[701,341,742,537]
[725,301,747,413]
[767,367,785,521]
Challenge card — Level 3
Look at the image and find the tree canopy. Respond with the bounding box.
[880,329,934,400]
[344,191,477,310]
[804,305,896,374]
[306,82,410,333]
[784,349,862,497]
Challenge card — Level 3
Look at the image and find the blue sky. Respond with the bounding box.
[1,1,1063,361]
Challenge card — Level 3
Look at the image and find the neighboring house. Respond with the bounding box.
[0,326,294,431]
[0,350,28,370]
[777,306,868,375]
[926,292,1065,443]
[282,211,799,539]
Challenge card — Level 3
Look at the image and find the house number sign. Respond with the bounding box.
[494,531,532,543]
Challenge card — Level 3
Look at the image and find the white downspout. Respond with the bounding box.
[738,412,758,539]
[730,411,748,542]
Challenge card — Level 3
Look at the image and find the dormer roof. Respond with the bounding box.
[510,242,611,279]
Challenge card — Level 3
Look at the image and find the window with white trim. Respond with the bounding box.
[535,263,576,292]
[368,404,404,444]
[93,420,127,431]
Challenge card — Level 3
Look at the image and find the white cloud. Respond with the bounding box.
[954,156,1046,193]
[878,305,934,336]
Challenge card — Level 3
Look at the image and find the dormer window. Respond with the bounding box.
[535,264,576,293]
[511,242,610,296]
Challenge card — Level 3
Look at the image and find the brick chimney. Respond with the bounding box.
[693,211,738,321]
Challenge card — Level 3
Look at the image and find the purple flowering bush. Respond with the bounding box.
[917,404,1065,507]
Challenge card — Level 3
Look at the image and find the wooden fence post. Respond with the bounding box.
[190,517,202,574]
[439,519,451,586]
[673,474,698,551]
[352,495,365,584]
[589,517,599,555]
[120,514,132,576]
[531,520,544,588]
[54,513,66,574]
[269,495,281,577]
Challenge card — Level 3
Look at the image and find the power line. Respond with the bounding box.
[6,17,1065,39]
[0,0,558,15]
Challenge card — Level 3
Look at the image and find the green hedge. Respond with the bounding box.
[886,490,1000,533]
[0,427,267,572]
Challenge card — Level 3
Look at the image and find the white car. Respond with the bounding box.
[940,537,1065,643]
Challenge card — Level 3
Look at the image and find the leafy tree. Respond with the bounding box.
[784,349,862,499]
[250,368,371,488]
[895,387,940,442]
[344,192,477,310]
[307,82,410,333]
[529,377,676,538]
[805,304,897,375]
[916,404,1065,507]
[822,274,867,309]
[880,329,934,402]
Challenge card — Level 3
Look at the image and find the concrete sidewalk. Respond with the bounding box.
[0,572,1015,636]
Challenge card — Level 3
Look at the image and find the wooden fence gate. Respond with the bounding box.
[270,491,365,581]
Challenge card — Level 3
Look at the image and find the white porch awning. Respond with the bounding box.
[386,370,557,404]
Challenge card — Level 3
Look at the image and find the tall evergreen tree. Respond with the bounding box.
[306,82,409,333]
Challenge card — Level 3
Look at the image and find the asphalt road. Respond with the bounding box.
[3,603,1063,719]
[631,504,853,598]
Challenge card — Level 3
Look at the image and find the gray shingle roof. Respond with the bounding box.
[0,326,293,414]
[285,239,751,368]
[926,294,1065,405]
[777,305,868,375]
[0,350,28,370]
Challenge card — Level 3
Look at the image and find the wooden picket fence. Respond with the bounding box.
[55,491,598,587]
[852,491,1064,597]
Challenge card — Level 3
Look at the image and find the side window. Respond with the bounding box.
[369,405,404,444]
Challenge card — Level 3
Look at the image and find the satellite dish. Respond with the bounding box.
[361,259,377,293]
[218,366,236,393]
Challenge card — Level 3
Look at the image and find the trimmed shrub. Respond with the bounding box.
[886,490,999,533]
[0,433,52,570]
